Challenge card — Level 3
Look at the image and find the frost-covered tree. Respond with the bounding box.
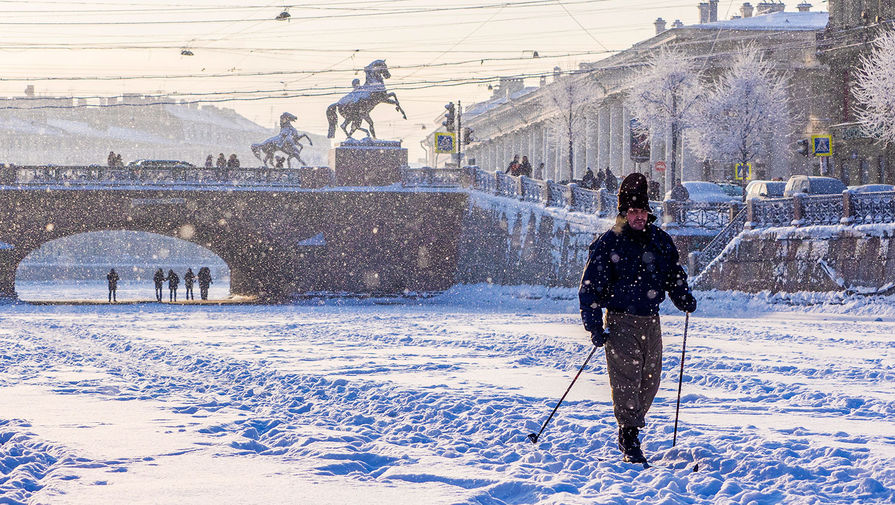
[691,46,791,177]
[853,29,895,143]
[543,70,601,181]
[626,47,702,188]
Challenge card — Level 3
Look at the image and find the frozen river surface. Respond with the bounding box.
[0,285,893,504]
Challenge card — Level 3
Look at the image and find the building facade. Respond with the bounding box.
[448,2,829,195]
[818,0,895,185]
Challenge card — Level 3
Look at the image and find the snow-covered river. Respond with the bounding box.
[0,285,893,504]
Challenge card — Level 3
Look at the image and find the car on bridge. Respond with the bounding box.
[744,180,786,201]
[848,183,895,193]
[716,182,745,200]
[665,181,738,203]
[127,159,195,168]
[783,176,847,198]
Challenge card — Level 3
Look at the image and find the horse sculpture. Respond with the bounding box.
[251,112,313,168]
[326,59,407,139]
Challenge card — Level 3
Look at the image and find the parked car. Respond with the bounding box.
[716,182,745,200]
[782,176,847,198]
[664,181,738,203]
[847,183,895,193]
[127,159,195,168]
[744,180,787,201]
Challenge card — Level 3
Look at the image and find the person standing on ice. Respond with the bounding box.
[183,268,195,301]
[106,268,119,303]
[153,268,165,302]
[197,266,212,300]
[578,172,697,465]
[166,269,180,302]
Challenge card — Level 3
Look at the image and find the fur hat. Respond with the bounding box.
[617,173,652,214]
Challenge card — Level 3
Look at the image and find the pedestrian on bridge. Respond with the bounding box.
[106,268,119,303]
[184,268,195,301]
[153,268,165,302]
[578,172,697,465]
[205,155,214,168]
[166,269,180,302]
[197,267,212,300]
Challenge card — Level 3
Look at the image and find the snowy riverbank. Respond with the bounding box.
[0,285,893,504]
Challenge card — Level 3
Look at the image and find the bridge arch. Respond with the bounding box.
[15,230,229,302]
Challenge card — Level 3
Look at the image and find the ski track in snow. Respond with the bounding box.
[0,286,894,504]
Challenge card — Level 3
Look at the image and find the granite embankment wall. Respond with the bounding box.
[693,224,895,294]
[455,191,612,287]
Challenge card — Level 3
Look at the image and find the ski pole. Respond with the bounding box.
[528,345,598,444]
[672,312,690,448]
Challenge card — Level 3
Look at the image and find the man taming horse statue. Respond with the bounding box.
[326,59,407,139]
[251,112,313,168]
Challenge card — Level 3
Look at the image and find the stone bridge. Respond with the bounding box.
[0,166,467,300]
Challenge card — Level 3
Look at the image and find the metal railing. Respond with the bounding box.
[746,190,895,229]
[689,206,748,275]
[399,167,463,188]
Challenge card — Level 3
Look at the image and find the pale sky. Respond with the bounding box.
[0,0,827,160]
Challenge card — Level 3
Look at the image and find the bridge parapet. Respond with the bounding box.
[746,190,895,229]
[2,165,336,189]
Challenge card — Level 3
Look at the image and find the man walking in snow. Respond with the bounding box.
[578,172,697,464]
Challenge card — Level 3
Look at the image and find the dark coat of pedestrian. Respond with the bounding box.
[227,154,240,169]
[604,168,618,193]
[197,267,213,301]
[108,151,116,167]
[505,155,521,176]
[153,268,165,302]
[595,169,606,190]
[647,177,661,201]
[216,153,227,169]
[581,167,596,189]
[107,268,119,303]
[166,269,180,302]
[519,156,532,177]
[578,172,697,465]
[670,181,690,201]
[184,268,195,301]
[205,155,214,168]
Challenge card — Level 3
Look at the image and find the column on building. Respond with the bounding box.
[649,126,667,195]
[622,108,636,175]
[585,110,597,173]
[574,119,587,179]
[534,124,545,179]
[682,134,700,181]
[609,101,623,173]
[597,105,610,173]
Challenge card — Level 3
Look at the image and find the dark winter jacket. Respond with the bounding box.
[107,270,119,288]
[154,270,165,287]
[579,217,695,330]
[167,271,180,289]
[184,270,195,287]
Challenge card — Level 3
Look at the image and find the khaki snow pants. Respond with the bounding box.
[604,312,663,429]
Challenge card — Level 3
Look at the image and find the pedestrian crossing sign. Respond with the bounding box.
[734,162,752,181]
[435,132,456,154]
[812,135,833,157]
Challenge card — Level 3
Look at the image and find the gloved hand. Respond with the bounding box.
[580,308,602,334]
[679,293,697,313]
[591,330,608,347]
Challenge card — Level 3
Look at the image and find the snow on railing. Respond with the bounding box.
[746,190,895,229]
[399,167,463,188]
[3,165,326,188]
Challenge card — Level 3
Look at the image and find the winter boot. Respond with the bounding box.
[617,427,647,464]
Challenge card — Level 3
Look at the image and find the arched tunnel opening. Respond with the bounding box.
[16,230,230,302]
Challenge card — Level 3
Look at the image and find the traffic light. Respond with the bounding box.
[463,127,473,144]
[443,102,456,132]
[796,138,810,157]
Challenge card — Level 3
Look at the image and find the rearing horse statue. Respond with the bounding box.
[326,59,407,139]
[251,112,313,168]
